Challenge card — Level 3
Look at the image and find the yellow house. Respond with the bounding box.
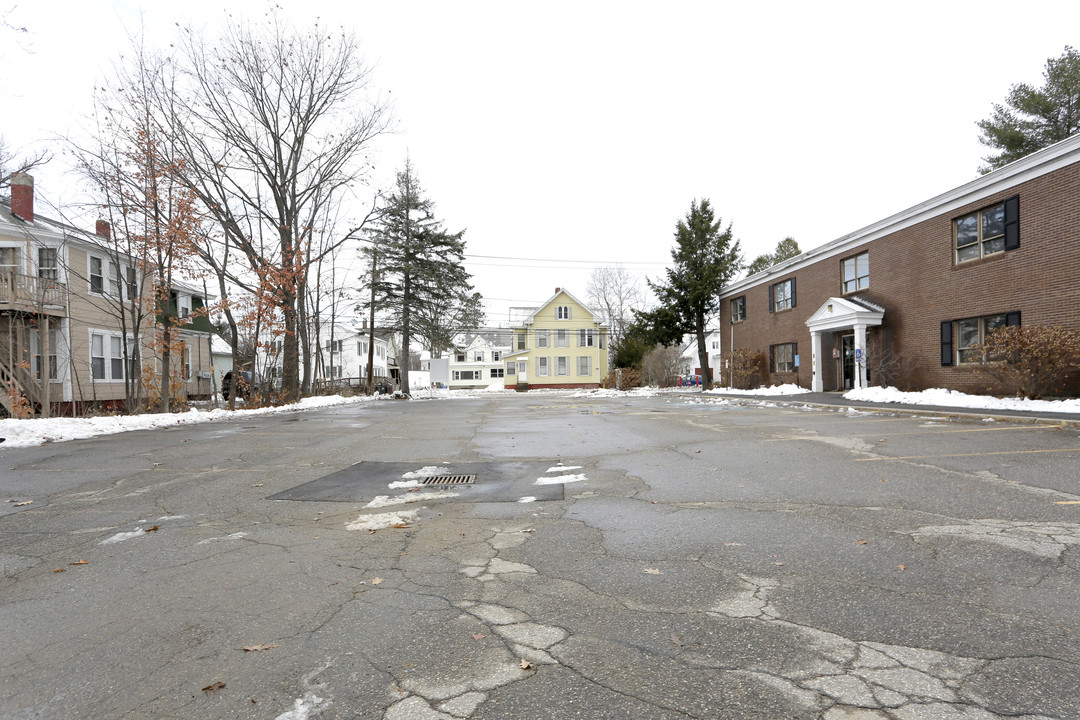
[504,288,608,390]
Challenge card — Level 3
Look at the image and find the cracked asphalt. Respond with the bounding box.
[2,392,1079,719]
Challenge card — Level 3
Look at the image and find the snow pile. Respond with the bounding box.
[346,510,418,532]
[400,465,450,480]
[845,386,1080,414]
[364,490,459,509]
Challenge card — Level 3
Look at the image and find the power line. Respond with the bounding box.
[465,253,664,266]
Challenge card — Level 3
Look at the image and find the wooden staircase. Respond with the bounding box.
[0,339,41,417]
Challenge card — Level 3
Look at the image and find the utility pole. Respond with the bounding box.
[365,241,377,395]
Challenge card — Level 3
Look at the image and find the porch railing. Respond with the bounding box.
[0,271,67,310]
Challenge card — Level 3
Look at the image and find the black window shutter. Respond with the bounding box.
[1004,195,1019,250]
[790,278,797,308]
[1005,310,1021,326]
[768,285,775,313]
[769,346,775,373]
[940,321,953,366]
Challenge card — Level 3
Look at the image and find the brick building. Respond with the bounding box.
[718,134,1080,395]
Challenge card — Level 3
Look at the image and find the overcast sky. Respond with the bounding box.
[4,1,1078,326]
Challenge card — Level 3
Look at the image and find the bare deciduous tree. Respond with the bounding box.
[585,265,645,353]
[164,13,391,402]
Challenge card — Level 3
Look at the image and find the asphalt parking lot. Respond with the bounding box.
[2,392,1079,719]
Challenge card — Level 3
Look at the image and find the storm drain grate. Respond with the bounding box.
[421,474,476,485]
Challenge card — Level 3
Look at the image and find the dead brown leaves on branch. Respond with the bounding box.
[974,324,1080,399]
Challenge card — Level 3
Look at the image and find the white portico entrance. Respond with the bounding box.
[805,297,884,392]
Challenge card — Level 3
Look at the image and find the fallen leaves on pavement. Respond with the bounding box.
[242,644,280,652]
[519,659,533,670]
[642,568,662,575]
[202,681,226,695]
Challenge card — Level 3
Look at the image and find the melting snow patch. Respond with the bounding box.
[388,479,422,489]
[518,496,537,503]
[364,490,459,509]
[346,510,419,532]
[274,692,326,720]
[99,528,147,545]
[546,465,583,473]
[401,466,450,480]
[535,473,586,486]
[197,532,247,545]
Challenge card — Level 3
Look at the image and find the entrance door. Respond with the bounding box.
[841,335,855,390]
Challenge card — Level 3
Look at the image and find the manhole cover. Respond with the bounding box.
[421,474,476,485]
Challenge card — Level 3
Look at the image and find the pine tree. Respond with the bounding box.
[365,160,478,394]
[637,199,741,389]
[977,46,1080,174]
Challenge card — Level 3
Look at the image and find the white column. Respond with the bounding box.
[811,330,823,392]
[854,323,867,390]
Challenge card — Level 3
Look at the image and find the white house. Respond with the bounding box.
[445,330,511,389]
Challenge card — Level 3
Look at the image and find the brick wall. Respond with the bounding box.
[721,160,1080,395]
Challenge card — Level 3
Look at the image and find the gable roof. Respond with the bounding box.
[514,288,606,327]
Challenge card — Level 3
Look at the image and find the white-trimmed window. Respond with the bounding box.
[31,328,60,381]
[578,329,595,347]
[555,329,569,347]
[126,266,137,300]
[38,248,58,280]
[556,356,569,376]
[177,293,192,318]
[492,351,501,362]
[491,367,504,378]
[556,305,571,320]
[537,356,550,376]
[506,361,516,376]
[577,356,592,376]
[535,330,549,348]
[474,351,484,362]
[89,257,104,295]
[182,344,192,380]
[954,197,1018,263]
[0,247,19,274]
[377,345,386,359]
[91,331,132,381]
[453,370,480,381]
[842,252,869,293]
[455,352,466,362]
[516,331,527,350]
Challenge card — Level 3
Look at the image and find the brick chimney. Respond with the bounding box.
[10,173,33,223]
[96,219,111,239]
[554,287,561,294]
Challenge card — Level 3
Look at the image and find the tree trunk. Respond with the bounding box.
[695,317,711,391]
